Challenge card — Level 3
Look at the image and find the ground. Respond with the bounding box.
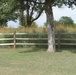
[0,47,76,75]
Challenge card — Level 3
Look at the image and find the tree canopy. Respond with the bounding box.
[59,16,74,25]
[0,0,18,27]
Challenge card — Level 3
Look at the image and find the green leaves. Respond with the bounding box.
[59,16,74,25]
[0,0,18,26]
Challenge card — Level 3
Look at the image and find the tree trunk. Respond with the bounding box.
[45,0,56,52]
[27,20,32,27]
[19,0,26,27]
[20,10,25,26]
[26,0,32,27]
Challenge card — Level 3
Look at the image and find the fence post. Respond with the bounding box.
[58,32,60,49]
[14,31,16,49]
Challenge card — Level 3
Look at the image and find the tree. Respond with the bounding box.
[19,16,38,27]
[59,16,74,25]
[31,22,38,27]
[44,20,60,27]
[45,0,55,52]
[44,0,76,52]
[54,20,60,25]
[0,0,44,27]
[44,22,47,27]
[45,0,63,52]
[0,0,18,27]
[25,0,44,27]
[18,0,26,27]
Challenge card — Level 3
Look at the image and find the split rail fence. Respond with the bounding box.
[0,32,76,49]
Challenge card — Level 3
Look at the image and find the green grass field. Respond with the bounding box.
[0,47,76,75]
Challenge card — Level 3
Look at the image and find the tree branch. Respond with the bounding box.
[30,1,36,20]
[31,8,44,22]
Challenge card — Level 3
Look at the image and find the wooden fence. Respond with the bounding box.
[0,32,76,49]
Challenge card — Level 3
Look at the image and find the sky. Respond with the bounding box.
[7,6,76,28]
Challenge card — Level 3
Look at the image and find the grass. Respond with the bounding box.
[0,47,76,75]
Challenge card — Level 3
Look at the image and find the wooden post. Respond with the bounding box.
[58,32,60,49]
[14,31,16,49]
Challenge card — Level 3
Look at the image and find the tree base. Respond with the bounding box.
[46,48,56,52]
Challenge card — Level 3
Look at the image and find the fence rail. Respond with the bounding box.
[0,32,76,49]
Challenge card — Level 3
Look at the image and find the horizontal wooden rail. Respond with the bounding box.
[55,38,76,40]
[16,38,48,40]
[16,43,48,45]
[0,33,13,35]
[0,43,14,46]
[60,43,76,45]
[16,33,47,35]
[0,38,13,40]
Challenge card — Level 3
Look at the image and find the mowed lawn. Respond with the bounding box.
[0,47,76,75]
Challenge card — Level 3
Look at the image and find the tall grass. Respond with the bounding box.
[56,25,76,33]
[0,27,47,33]
[0,25,76,33]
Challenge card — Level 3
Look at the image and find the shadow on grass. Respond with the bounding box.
[19,46,76,54]
[19,46,47,53]
[57,47,76,53]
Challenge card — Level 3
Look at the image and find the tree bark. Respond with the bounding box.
[19,0,26,27]
[20,10,25,26]
[27,20,32,27]
[45,0,56,52]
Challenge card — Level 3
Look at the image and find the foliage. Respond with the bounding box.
[44,22,47,27]
[0,0,18,27]
[31,22,38,27]
[54,20,61,25]
[25,0,44,27]
[0,0,45,27]
[44,20,60,27]
[59,16,74,25]
[44,16,75,27]
[19,16,38,27]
